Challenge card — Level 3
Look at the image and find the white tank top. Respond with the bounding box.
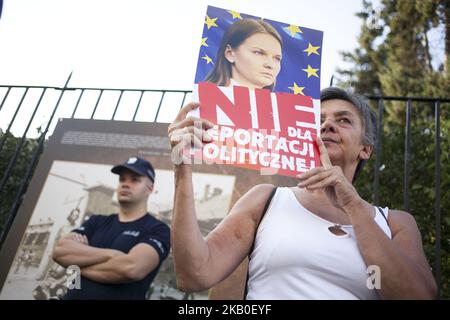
[246,187,392,300]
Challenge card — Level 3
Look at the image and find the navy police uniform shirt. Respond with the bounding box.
[63,213,170,300]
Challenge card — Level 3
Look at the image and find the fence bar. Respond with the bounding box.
[71,89,85,118]
[403,99,412,212]
[180,92,188,109]
[0,84,190,94]
[132,91,144,121]
[111,90,124,120]
[154,91,166,122]
[4,85,444,102]
[0,87,11,113]
[373,98,384,204]
[90,89,104,119]
[365,95,450,103]
[0,88,29,154]
[434,100,442,297]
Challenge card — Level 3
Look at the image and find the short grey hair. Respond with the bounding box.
[320,87,377,182]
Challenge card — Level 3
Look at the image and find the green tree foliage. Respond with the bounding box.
[338,0,449,122]
[339,0,450,298]
[0,132,40,237]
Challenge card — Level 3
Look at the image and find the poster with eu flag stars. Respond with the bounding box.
[194,5,323,99]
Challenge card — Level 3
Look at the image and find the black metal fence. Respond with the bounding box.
[0,78,448,297]
[364,95,448,297]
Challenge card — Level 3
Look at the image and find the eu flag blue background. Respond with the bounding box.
[194,5,323,99]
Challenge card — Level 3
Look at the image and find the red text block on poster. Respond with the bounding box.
[188,82,320,177]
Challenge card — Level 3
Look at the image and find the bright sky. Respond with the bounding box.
[0,0,367,90]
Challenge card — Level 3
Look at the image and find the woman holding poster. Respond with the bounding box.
[205,19,282,91]
[168,87,437,299]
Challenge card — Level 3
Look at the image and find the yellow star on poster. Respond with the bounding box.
[304,43,320,56]
[288,82,305,95]
[285,24,302,37]
[302,65,319,78]
[201,37,208,47]
[202,54,213,64]
[205,15,218,29]
[227,10,242,20]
